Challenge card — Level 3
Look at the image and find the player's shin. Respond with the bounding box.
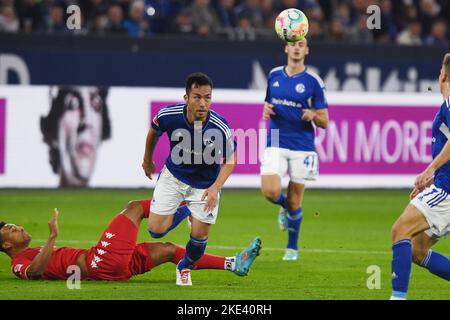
[272,192,287,209]
[177,235,208,270]
[286,208,303,250]
[391,239,413,299]
[421,250,450,281]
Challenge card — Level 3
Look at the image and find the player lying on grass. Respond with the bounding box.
[0,200,261,281]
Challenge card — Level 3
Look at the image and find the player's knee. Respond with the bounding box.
[261,187,279,201]
[126,200,141,210]
[147,221,168,235]
[286,198,300,211]
[391,220,405,243]
[125,200,143,214]
[122,200,144,219]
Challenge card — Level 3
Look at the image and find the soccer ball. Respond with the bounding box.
[274,8,309,43]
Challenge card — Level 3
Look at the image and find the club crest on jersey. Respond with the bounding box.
[295,83,306,93]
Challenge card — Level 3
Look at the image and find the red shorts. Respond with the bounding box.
[85,214,154,281]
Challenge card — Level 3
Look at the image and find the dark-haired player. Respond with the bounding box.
[261,39,329,261]
[0,200,261,281]
[142,72,237,285]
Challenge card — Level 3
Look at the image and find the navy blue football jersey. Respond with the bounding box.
[152,103,235,189]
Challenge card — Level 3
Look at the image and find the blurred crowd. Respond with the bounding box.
[0,0,449,45]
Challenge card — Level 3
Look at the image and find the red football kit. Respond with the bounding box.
[11,214,154,281]
[11,200,226,281]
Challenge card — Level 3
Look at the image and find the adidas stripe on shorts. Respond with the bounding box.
[410,184,450,239]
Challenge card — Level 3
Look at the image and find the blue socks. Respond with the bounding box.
[272,192,287,209]
[421,250,450,281]
[286,208,303,250]
[148,205,191,238]
[177,235,208,270]
[391,239,412,299]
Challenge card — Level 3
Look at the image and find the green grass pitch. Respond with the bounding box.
[0,189,448,300]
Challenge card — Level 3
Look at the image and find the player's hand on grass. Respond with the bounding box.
[202,185,219,213]
[48,208,59,239]
[262,103,275,120]
[142,160,156,180]
[302,109,316,122]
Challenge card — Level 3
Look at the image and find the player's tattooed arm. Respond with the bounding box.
[142,127,159,180]
[26,209,59,280]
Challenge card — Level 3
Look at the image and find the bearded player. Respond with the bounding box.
[0,200,261,281]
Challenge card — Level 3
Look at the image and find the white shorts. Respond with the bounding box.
[260,147,319,184]
[410,184,450,239]
[151,166,220,224]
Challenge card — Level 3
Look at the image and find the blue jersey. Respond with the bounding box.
[265,66,328,151]
[152,103,235,189]
[431,97,450,192]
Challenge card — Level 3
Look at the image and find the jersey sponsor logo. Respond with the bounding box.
[270,98,302,108]
[295,83,306,93]
[272,81,280,87]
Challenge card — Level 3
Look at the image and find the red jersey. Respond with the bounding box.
[11,247,87,280]
[10,213,155,281]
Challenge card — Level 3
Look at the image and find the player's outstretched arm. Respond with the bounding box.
[26,208,59,280]
[415,139,450,190]
[142,127,159,180]
[202,153,236,212]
